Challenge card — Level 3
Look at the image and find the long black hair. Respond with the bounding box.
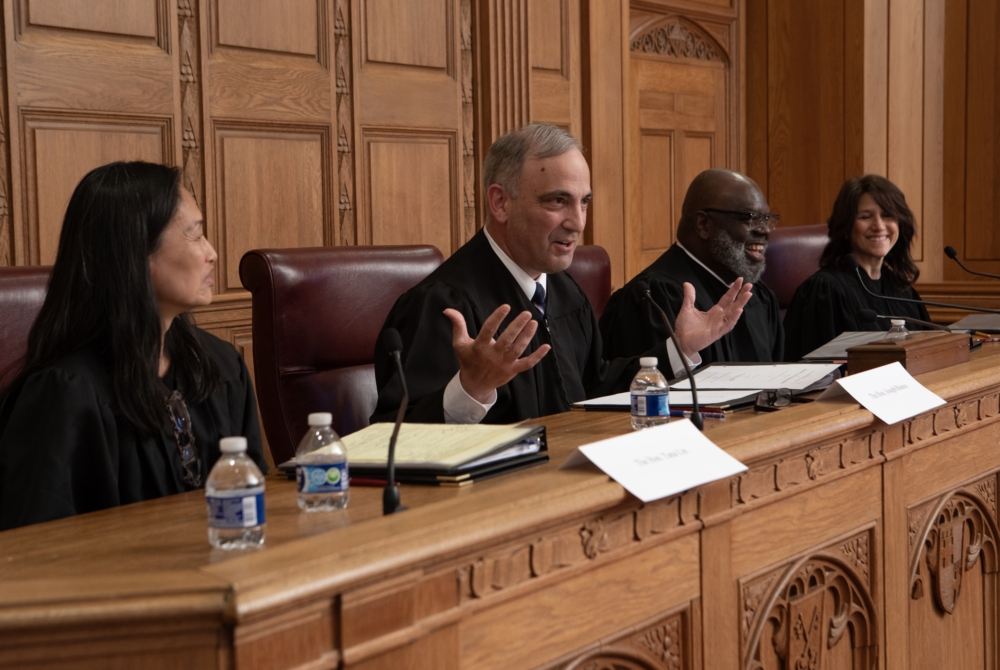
[1,161,220,433]
[819,174,920,291]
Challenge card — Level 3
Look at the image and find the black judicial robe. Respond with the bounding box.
[782,267,931,362]
[371,229,668,425]
[599,244,784,368]
[0,329,267,530]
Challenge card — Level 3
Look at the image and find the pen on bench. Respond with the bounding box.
[670,409,725,419]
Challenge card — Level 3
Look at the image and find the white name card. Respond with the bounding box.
[560,419,747,503]
[817,361,945,425]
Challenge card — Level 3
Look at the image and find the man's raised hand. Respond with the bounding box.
[443,305,550,403]
[672,279,753,358]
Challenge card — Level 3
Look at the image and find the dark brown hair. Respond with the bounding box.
[819,174,919,291]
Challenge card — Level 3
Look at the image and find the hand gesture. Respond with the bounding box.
[673,279,753,358]
[443,305,551,403]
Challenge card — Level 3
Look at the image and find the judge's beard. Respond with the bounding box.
[708,229,766,284]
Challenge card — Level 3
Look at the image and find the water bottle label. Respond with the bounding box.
[297,463,349,493]
[206,487,266,529]
[631,392,669,417]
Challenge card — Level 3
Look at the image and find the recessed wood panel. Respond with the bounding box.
[216,127,327,291]
[683,134,713,192]
[23,114,170,265]
[363,0,449,69]
[24,0,158,39]
[364,132,455,254]
[529,0,563,72]
[640,132,673,252]
[216,0,318,57]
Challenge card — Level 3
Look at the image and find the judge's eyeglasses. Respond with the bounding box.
[165,390,202,488]
[701,208,780,232]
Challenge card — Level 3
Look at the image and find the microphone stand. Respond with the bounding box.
[846,256,1000,315]
[945,246,1000,281]
[639,288,703,431]
[383,335,408,515]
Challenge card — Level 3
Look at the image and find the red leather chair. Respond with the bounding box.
[0,266,50,392]
[239,246,444,465]
[566,244,612,319]
[760,224,829,318]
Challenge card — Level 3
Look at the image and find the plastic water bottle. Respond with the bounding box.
[206,437,266,549]
[631,357,670,430]
[296,412,350,512]
[886,319,910,340]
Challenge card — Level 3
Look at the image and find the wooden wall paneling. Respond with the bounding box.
[178,0,204,211]
[528,0,581,140]
[862,0,888,176]
[353,0,466,252]
[20,112,172,265]
[744,0,766,194]
[582,0,626,288]
[212,123,330,292]
[0,5,11,267]
[19,0,170,49]
[942,0,967,282]
[478,0,528,142]
[335,0,356,245]
[361,129,459,254]
[919,0,945,282]
[460,0,477,241]
[887,0,924,262]
[215,0,319,58]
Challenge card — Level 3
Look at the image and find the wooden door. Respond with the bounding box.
[625,6,739,281]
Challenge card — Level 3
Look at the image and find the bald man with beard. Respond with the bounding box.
[599,169,784,366]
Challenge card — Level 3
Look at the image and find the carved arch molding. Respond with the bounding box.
[629,15,726,64]
[742,549,878,670]
[909,478,1000,615]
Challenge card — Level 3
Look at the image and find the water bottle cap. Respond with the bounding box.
[890,319,906,326]
[219,437,248,453]
[308,412,333,426]
[639,357,659,367]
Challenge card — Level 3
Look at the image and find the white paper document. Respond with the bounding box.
[670,363,842,391]
[817,362,946,425]
[572,390,761,409]
[560,419,747,503]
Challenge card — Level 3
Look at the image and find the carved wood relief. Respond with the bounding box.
[549,608,690,670]
[905,395,1000,445]
[178,0,203,209]
[909,477,1000,614]
[335,0,355,245]
[630,17,725,64]
[460,0,477,240]
[0,29,9,266]
[741,545,878,670]
[729,431,883,507]
[457,492,698,604]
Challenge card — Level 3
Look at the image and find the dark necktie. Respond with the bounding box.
[532,282,546,315]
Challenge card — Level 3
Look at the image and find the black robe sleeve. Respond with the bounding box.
[0,366,120,530]
[782,273,856,362]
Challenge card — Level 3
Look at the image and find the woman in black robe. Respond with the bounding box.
[783,175,930,362]
[0,162,266,530]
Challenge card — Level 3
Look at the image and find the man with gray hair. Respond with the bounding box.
[372,125,751,425]
[600,169,784,366]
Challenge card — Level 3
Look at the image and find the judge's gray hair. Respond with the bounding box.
[482,123,583,221]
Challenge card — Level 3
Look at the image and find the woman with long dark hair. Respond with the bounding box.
[783,174,931,361]
[0,161,266,530]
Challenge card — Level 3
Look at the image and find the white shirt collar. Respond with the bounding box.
[484,226,547,301]
[675,240,732,288]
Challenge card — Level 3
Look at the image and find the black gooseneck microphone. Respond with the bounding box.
[381,328,408,515]
[634,280,703,431]
[856,308,951,332]
[944,246,1000,280]
[844,254,1000,315]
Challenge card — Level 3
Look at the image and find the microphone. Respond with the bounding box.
[856,309,951,332]
[845,254,1000,315]
[634,280,703,430]
[381,328,408,515]
[944,246,1000,280]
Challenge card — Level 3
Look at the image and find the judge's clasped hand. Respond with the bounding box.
[673,278,753,359]
[444,305,551,403]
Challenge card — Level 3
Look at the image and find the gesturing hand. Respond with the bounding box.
[673,279,753,359]
[443,305,551,404]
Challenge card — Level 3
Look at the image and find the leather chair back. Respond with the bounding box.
[761,224,829,317]
[566,245,612,319]
[240,246,444,464]
[0,266,50,392]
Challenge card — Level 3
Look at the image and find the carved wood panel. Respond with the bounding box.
[551,608,692,670]
[17,0,170,49]
[362,0,452,73]
[626,9,734,281]
[214,0,322,60]
[740,531,878,670]
[20,111,172,265]
[528,0,580,139]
